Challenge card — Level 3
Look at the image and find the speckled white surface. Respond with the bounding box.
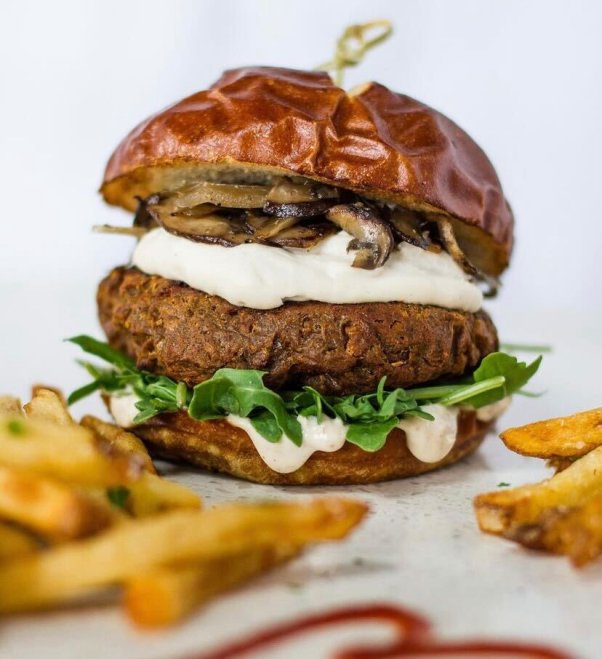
[0,279,600,659]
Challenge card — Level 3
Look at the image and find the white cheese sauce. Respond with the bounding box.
[133,228,482,312]
[108,392,140,428]
[107,395,509,473]
[226,414,347,473]
[398,404,460,463]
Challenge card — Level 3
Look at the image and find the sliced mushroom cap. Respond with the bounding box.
[148,195,339,250]
[269,221,337,248]
[326,202,394,269]
[435,217,478,278]
[263,198,340,218]
[479,273,501,298]
[133,195,159,228]
[245,213,301,239]
[389,207,433,250]
[151,210,252,246]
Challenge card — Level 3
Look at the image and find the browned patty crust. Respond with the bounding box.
[97,267,498,396]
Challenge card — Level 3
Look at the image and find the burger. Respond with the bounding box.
[69,66,541,485]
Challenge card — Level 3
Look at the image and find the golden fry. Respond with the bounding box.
[0,498,366,612]
[125,544,300,627]
[76,418,199,514]
[0,523,38,561]
[24,388,74,427]
[0,416,143,486]
[545,457,576,473]
[31,385,67,405]
[0,396,22,417]
[501,408,602,459]
[0,465,113,541]
[81,415,156,475]
[127,473,201,516]
[539,492,602,566]
[474,445,602,537]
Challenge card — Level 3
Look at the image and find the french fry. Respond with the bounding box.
[0,416,144,486]
[545,457,576,473]
[77,418,199,513]
[501,408,602,459]
[474,445,602,537]
[127,473,201,516]
[24,388,74,427]
[124,544,301,627]
[81,415,156,475]
[31,385,67,405]
[539,492,602,566]
[0,523,38,561]
[0,396,22,417]
[0,465,113,541]
[0,498,366,612]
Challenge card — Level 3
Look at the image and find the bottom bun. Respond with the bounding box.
[130,410,492,485]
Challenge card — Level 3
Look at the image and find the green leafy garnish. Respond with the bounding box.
[6,419,26,436]
[468,353,542,407]
[499,342,552,353]
[68,337,542,452]
[67,336,190,423]
[189,369,302,445]
[106,486,130,509]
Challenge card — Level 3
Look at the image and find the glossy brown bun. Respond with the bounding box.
[102,67,513,276]
[129,409,491,486]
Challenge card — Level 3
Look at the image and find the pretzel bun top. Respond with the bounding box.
[102,67,513,275]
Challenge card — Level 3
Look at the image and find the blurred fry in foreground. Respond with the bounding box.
[0,387,366,625]
[125,544,301,627]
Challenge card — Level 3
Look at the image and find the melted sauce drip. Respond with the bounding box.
[190,603,573,659]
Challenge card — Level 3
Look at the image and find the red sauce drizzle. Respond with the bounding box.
[191,603,573,659]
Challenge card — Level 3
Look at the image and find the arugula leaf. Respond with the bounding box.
[436,375,506,407]
[250,411,283,443]
[345,418,399,452]
[67,380,102,406]
[189,369,302,445]
[67,336,135,370]
[467,352,542,407]
[68,336,543,451]
[499,342,552,353]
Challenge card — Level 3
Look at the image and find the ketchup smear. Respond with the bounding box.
[190,603,573,659]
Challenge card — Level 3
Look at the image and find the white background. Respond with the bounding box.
[0,3,601,657]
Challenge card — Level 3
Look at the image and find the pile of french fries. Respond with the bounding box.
[0,388,367,627]
[474,407,602,566]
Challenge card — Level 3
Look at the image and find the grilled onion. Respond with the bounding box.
[266,178,339,204]
[159,181,272,212]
